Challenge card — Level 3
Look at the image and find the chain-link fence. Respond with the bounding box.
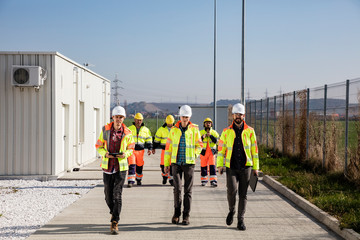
[246,78,360,184]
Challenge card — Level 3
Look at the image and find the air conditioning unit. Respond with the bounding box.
[11,65,47,87]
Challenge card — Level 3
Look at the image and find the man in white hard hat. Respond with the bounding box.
[164,105,203,225]
[153,115,175,185]
[217,103,259,231]
[95,106,135,234]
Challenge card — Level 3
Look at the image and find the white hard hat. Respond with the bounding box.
[112,106,126,117]
[232,103,245,114]
[179,105,192,117]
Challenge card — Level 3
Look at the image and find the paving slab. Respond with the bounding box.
[29,152,342,240]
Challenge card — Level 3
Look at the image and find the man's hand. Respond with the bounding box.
[253,170,259,176]
[152,149,156,154]
[217,167,225,175]
[105,152,114,158]
[147,150,152,156]
[164,166,170,174]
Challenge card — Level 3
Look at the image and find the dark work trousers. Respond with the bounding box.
[103,171,127,223]
[226,167,251,221]
[171,163,195,217]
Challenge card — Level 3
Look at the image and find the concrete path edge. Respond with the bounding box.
[263,175,360,240]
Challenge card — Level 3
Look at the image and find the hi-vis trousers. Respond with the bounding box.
[200,146,217,184]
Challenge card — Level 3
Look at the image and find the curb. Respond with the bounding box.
[263,175,360,240]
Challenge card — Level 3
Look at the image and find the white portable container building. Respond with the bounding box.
[0,51,110,179]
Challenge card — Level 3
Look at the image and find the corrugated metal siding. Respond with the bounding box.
[0,52,110,177]
[0,53,53,175]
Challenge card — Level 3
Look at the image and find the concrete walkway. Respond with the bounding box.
[28,152,341,240]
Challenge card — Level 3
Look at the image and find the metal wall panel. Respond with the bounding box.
[0,52,110,177]
[0,53,53,176]
[190,105,230,133]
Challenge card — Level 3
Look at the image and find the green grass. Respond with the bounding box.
[260,146,360,233]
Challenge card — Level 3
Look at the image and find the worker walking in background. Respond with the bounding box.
[95,106,135,234]
[128,113,153,187]
[217,103,259,231]
[200,118,219,187]
[153,115,175,185]
[164,105,203,225]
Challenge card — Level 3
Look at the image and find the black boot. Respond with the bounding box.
[226,211,235,226]
[162,176,167,185]
[237,220,246,231]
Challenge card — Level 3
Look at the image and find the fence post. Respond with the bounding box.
[266,98,269,147]
[323,84,327,169]
[306,88,310,160]
[249,101,252,126]
[274,96,277,152]
[293,91,296,154]
[260,99,263,144]
[345,79,350,175]
[282,93,285,154]
[254,100,257,132]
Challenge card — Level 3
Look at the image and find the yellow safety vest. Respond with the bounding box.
[154,125,171,149]
[216,121,259,170]
[95,122,135,171]
[128,124,153,150]
[200,128,219,153]
[164,121,203,167]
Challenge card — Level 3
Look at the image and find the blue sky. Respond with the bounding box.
[1,0,359,104]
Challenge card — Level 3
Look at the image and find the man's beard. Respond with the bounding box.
[234,118,242,124]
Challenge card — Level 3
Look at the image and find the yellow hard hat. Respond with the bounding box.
[165,115,175,125]
[134,113,144,120]
[204,117,212,123]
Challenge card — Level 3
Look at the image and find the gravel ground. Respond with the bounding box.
[0,179,102,240]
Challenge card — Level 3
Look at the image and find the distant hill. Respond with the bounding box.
[126,99,240,115]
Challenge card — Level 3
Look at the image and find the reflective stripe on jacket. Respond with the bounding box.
[164,121,203,167]
[128,124,153,150]
[154,125,171,150]
[95,122,135,171]
[216,121,259,170]
[200,128,219,154]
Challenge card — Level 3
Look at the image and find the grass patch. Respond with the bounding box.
[260,146,360,233]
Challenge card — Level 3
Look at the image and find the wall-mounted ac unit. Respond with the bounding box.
[11,65,47,87]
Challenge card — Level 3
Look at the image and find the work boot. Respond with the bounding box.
[110,221,119,234]
[226,211,235,226]
[136,179,142,186]
[182,214,190,225]
[171,207,181,224]
[171,215,180,224]
[201,181,207,186]
[211,181,217,187]
[237,220,246,231]
[127,182,134,188]
[162,176,167,185]
[169,179,174,186]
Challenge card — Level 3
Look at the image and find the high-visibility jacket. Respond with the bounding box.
[200,128,219,155]
[95,122,135,171]
[128,123,153,151]
[164,121,203,167]
[216,121,259,170]
[154,124,171,150]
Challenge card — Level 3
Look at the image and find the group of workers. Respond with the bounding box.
[95,103,259,234]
